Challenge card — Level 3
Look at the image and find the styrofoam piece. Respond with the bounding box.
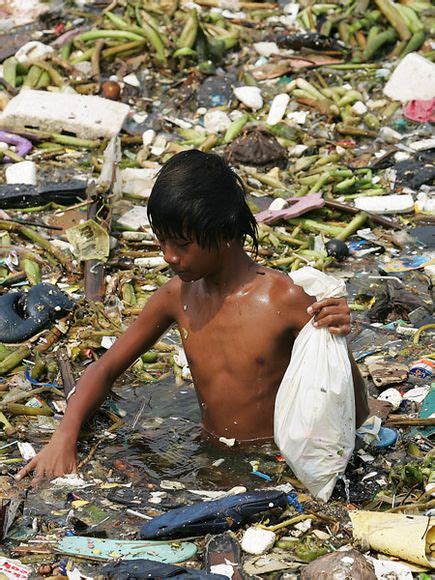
[283,2,299,20]
[120,167,159,197]
[253,42,279,57]
[142,129,155,147]
[17,441,36,461]
[352,101,368,115]
[210,564,234,578]
[365,556,413,579]
[377,388,402,411]
[134,256,166,268]
[121,231,154,241]
[15,41,54,64]
[5,160,37,185]
[409,138,435,151]
[150,134,167,156]
[233,86,263,111]
[383,53,435,102]
[354,194,414,215]
[289,144,308,157]
[101,336,116,349]
[123,73,140,87]
[0,90,130,139]
[165,116,192,130]
[116,205,150,230]
[287,111,307,125]
[267,93,290,126]
[204,110,231,133]
[241,527,276,555]
[379,127,403,143]
[269,198,288,211]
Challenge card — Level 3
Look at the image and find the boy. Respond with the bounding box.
[17,150,368,484]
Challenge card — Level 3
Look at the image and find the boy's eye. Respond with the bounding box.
[172,238,191,247]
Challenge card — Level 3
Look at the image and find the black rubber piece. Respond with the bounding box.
[0,180,86,209]
[101,559,228,579]
[0,283,74,343]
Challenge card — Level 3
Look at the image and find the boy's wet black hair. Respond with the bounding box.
[147,149,259,255]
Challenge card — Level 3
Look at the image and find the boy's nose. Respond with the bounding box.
[162,247,180,265]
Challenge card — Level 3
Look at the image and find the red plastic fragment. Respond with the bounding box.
[404,99,435,123]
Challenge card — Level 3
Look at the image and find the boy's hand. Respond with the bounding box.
[15,431,77,486]
[307,297,351,336]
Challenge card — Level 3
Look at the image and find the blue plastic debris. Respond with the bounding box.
[287,491,303,513]
[371,426,398,449]
[139,490,288,540]
[251,471,272,481]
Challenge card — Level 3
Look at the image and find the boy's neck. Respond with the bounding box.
[202,244,256,296]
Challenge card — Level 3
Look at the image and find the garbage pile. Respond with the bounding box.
[0,0,434,577]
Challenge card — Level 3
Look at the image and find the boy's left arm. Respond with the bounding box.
[307,297,351,336]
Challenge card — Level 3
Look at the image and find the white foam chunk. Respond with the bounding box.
[121,167,159,197]
[383,53,435,102]
[5,160,37,185]
[266,93,290,126]
[0,90,130,139]
[233,86,263,111]
[241,527,276,555]
[354,194,414,214]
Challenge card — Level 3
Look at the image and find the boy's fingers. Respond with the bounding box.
[327,327,342,335]
[328,325,351,336]
[15,458,37,481]
[307,298,341,314]
[31,467,48,487]
[313,306,346,321]
[314,314,349,328]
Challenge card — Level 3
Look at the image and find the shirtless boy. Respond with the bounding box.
[17,150,368,484]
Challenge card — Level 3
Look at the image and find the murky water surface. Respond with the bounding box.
[108,377,284,489]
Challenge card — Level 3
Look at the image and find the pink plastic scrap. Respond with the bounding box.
[255,193,325,225]
[0,131,33,163]
[404,99,435,123]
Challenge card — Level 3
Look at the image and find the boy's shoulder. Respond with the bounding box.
[257,265,311,297]
[256,265,314,321]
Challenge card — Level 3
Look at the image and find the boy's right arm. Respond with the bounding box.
[16,279,179,484]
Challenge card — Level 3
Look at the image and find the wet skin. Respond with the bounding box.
[16,237,367,483]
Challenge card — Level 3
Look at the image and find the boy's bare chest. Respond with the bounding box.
[176,291,292,369]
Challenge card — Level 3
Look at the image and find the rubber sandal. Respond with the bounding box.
[205,532,247,580]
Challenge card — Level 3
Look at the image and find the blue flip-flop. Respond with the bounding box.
[371,426,398,449]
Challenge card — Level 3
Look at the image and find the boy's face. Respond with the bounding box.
[156,235,222,282]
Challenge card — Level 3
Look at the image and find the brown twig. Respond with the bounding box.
[77,441,101,470]
[91,39,105,81]
[386,417,435,426]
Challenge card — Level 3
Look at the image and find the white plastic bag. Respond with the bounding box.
[274,267,355,501]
